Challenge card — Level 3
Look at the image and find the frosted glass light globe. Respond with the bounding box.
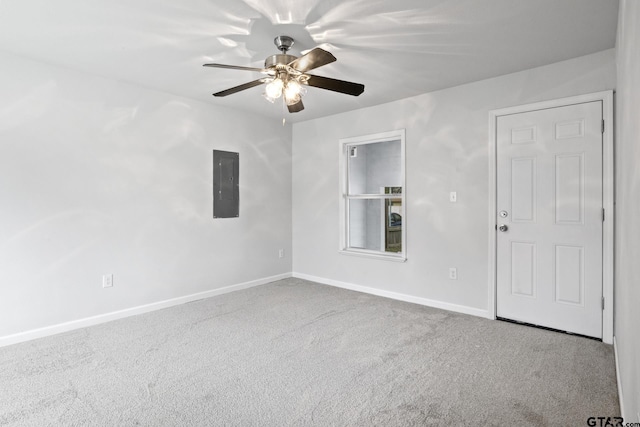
[265,78,284,99]
[284,80,302,101]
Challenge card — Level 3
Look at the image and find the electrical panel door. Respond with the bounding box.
[213,150,239,218]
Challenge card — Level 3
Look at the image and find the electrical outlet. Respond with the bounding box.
[449,268,457,280]
[278,249,284,258]
[449,191,457,202]
[102,274,113,288]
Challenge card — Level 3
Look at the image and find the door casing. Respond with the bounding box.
[488,91,614,344]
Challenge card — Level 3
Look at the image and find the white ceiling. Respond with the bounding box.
[0,0,619,123]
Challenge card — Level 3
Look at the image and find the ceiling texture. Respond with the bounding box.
[0,0,619,123]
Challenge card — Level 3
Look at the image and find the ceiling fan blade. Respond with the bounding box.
[287,99,304,113]
[213,79,266,97]
[288,48,336,73]
[305,75,365,96]
[203,63,264,72]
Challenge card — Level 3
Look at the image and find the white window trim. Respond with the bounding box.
[338,129,406,262]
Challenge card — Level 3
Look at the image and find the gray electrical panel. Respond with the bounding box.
[213,150,239,218]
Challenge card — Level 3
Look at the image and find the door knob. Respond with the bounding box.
[498,224,508,232]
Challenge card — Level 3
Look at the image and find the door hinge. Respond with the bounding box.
[602,208,605,222]
[602,297,605,310]
[602,119,605,134]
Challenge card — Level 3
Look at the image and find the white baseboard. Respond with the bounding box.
[0,272,292,348]
[292,272,491,319]
[614,336,626,419]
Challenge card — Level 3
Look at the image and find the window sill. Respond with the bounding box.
[339,248,407,262]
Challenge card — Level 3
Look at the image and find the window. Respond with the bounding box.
[339,129,406,261]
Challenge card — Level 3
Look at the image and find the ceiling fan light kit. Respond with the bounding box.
[203,36,364,115]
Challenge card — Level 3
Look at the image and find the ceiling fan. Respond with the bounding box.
[203,36,365,114]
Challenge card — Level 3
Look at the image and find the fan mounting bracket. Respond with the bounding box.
[274,36,294,53]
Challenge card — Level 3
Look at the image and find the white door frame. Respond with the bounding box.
[487,90,614,344]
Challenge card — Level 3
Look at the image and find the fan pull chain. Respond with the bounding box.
[281,97,286,126]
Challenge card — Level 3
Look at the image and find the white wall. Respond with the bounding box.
[614,0,640,420]
[292,49,615,314]
[0,52,292,338]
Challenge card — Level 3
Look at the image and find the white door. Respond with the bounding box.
[496,101,603,338]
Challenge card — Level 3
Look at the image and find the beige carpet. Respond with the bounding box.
[0,278,619,426]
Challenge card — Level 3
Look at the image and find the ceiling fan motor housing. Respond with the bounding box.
[264,54,297,69]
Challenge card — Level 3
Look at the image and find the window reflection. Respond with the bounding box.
[385,195,402,253]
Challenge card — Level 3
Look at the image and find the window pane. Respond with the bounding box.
[348,140,402,195]
[348,198,402,253]
[384,198,402,253]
